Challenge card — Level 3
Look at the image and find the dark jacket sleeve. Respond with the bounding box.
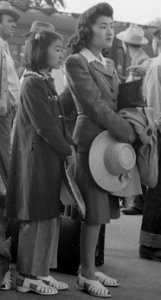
[60,86,75,116]
[21,76,71,159]
[66,55,136,144]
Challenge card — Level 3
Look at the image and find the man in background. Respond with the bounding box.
[0,1,20,290]
[116,24,150,215]
[139,27,161,261]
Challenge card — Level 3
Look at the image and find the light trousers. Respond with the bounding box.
[17,217,60,277]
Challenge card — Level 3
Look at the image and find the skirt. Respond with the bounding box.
[76,152,120,225]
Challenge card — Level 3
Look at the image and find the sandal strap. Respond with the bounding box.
[77,274,111,298]
[95,271,119,287]
[39,275,69,290]
[1,270,13,290]
[16,276,58,295]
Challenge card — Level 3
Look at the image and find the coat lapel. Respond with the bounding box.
[90,60,113,78]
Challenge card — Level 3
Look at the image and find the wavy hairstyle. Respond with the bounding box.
[67,2,113,54]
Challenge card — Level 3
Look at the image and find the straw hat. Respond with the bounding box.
[89,131,136,192]
[116,24,148,45]
[60,163,86,219]
[0,1,20,21]
[23,21,55,37]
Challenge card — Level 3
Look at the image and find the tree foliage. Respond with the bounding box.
[2,0,65,11]
[148,18,161,28]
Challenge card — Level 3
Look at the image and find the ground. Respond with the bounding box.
[0,213,160,299]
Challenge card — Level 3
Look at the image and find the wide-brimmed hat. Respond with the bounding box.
[23,21,55,37]
[0,1,20,22]
[89,131,136,192]
[116,24,148,45]
[60,163,86,219]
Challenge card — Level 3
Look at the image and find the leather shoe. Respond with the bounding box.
[139,245,161,262]
[121,206,142,215]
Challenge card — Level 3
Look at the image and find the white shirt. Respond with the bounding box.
[0,38,21,107]
[143,53,161,122]
[80,47,107,66]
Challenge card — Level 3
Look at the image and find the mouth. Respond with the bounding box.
[106,37,113,42]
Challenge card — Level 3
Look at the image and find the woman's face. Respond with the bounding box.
[47,39,64,69]
[89,16,114,51]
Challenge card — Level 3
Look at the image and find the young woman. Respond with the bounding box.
[5,30,74,295]
[66,3,136,298]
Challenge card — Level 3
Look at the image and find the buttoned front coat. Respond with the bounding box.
[65,53,136,152]
[5,74,72,221]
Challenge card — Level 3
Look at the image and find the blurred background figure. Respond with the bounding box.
[116,24,150,215]
[0,1,20,291]
[139,27,161,261]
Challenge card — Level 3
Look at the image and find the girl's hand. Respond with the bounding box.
[66,146,77,177]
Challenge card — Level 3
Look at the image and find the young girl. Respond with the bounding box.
[66,2,136,298]
[5,30,74,295]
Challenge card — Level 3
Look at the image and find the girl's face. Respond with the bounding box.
[47,39,64,69]
[89,16,114,51]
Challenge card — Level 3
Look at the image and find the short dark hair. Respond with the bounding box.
[67,2,113,54]
[24,30,63,72]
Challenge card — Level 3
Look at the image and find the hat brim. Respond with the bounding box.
[0,9,20,21]
[89,131,135,192]
[116,31,148,45]
[22,31,32,38]
[60,163,86,219]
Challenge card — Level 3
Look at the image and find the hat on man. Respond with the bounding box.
[89,131,136,192]
[0,1,20,22]
[23,21,55,37]
[116,24,148,45]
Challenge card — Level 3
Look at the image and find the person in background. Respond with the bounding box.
[116,24,150,215]
[0,1,21,291]
[5,30,74,295]
[66,3,136,298]
[139,27,161,261]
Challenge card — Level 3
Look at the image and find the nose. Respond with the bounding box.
[60,51,64,60]
[12,21,16,28]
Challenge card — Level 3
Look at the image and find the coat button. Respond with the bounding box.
[147,129,152,136]
[36,129,41,134]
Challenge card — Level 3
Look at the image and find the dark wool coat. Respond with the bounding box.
[65,53,136,153]
[5,74,72,221]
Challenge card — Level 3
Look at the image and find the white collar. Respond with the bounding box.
[80,48,107,66]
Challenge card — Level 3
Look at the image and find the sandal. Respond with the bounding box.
[39,275,69,290]
[77,273,111,298]
[0,269,13,290]
[16,275,58,295]
[95,271,119,287]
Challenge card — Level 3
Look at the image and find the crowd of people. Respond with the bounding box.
[0,0,160,298]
